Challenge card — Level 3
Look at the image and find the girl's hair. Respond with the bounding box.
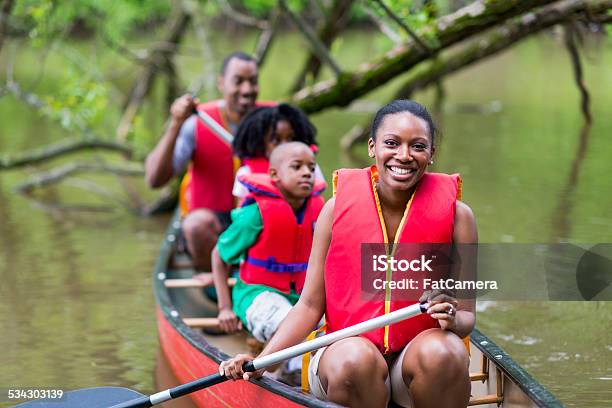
[233,103,317,158]
[371,100,437,146]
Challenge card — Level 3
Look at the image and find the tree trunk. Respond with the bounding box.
[0,0,15,54]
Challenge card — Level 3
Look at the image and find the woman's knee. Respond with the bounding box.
[409,330,469,379]
[321,338,387,390]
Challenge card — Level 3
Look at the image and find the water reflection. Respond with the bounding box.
[552,123,592,241]
[155,347,197,408]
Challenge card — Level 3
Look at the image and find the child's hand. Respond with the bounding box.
[193,272,213,287]
[218,307,242,333]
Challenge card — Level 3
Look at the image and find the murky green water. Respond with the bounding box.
[1,29,611,407]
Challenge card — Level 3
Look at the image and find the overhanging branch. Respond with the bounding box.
[293,0,561,113]
[0,139,133,170]
[279,0,342,77]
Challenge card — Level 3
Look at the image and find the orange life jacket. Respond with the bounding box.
[239,173,326,293]
[324,166,462,354]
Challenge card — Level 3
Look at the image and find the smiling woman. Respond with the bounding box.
[218,100,478,408]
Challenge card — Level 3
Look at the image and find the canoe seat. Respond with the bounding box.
[468,354,504,406]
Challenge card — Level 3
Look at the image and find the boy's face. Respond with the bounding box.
[270,147,316,200]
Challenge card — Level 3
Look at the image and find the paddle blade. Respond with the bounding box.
[14,387,146,408]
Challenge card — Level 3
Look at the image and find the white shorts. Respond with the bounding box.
[245,291,293,343]
[308,342,414,408]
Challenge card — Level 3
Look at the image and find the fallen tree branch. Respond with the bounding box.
[341,0,610,149]
[0,0,15,54]
[116,3,192,142]
[563,22,592,124]
[363,4,402,44]
[14,162,143,193]
[372,0,430,53]
[186,0,216,97]
[255,8,280,67]
[0,139,133,170]
[217,0,269,29]
[279,0,342,78]
[291,0,354,91]
[293,0,562,112]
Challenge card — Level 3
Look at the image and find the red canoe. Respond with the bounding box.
[153,212,561,407]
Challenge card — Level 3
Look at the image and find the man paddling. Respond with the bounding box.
[145,52,271,270]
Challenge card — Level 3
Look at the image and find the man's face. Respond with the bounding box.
[218,58,259,121]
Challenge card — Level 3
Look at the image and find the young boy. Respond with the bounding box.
[206,142,326,341]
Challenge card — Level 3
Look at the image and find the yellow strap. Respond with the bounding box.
[179,170,192,217]
[301,323,326,393]
[463,336,470,355]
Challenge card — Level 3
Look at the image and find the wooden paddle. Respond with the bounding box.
[16,303,427,408]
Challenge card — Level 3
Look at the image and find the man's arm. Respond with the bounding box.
[145,94,198,188]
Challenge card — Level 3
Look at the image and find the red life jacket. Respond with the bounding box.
[325,166,462,354]
[239,173,326,293]
[189,100,276,213]
[242,157,269,174]
[189,101,235,212]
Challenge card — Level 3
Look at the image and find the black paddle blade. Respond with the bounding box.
[13,387,146,408]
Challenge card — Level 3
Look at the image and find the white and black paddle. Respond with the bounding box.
[191,107,234,145]
[16,303,427,408]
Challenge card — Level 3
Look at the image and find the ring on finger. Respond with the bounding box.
[447,306,455,316]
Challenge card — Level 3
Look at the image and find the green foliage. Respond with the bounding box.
[40,67,109,135]
[13,0,171,46]
[364,0,439,47]
[241,0,309,17]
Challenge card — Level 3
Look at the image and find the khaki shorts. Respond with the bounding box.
[308,342,414,408]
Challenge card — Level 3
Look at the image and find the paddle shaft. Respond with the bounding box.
[191,108,233,145]
[246,302,427,370]
[111,302,426,408]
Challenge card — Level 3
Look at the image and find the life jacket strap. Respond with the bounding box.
[245,256,308,273]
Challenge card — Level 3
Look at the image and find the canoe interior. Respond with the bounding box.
[153,212,562,408]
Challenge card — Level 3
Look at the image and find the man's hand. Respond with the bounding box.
[170,94,199,125]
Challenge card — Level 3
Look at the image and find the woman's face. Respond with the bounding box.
[265,119,295,157]
[368,112,434,192]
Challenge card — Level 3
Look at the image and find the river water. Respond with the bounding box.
[1,29,611,407]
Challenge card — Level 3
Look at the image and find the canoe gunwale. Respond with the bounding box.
[469,329,563,407]
[153,210,342,408]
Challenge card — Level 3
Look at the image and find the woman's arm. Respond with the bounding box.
[220,197,335,380]
[425,200,478,338]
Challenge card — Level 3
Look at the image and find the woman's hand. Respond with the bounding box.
[218,307,242,333]
[219,354,265,381]
[420,289,459,331]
